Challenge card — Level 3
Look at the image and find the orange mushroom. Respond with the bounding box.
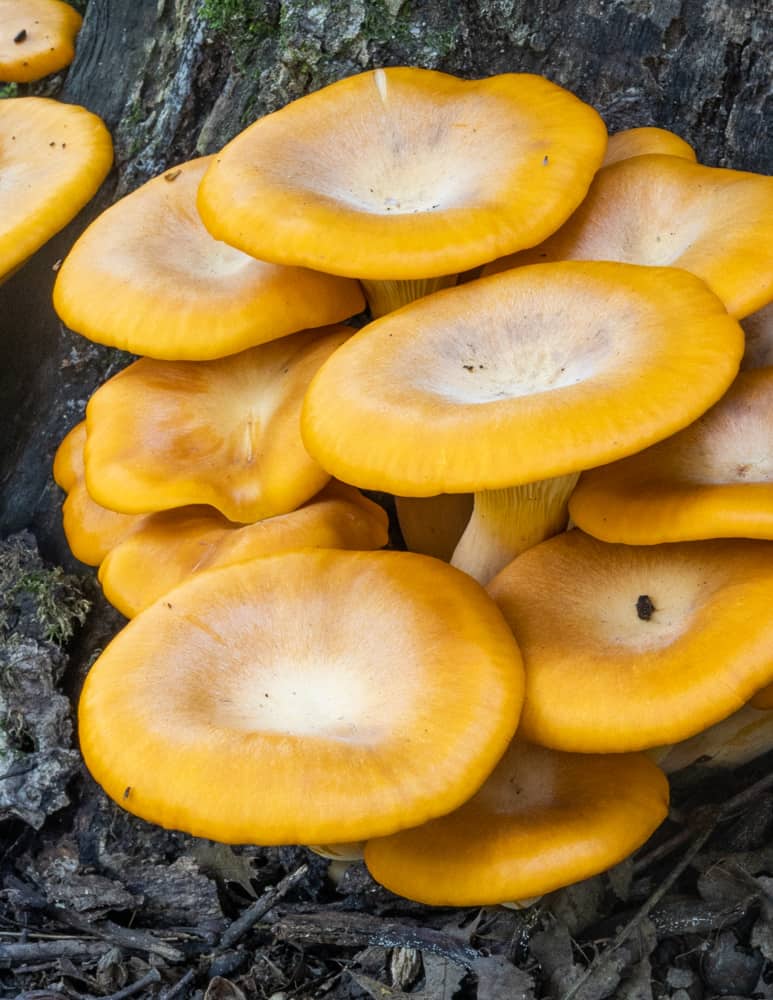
[601,126,695,167]
[54,156,364,360]
[365,740,668,906]
[53,421,144,566]
[303,262,743,582]
[0,0,81,83]
[79,549,524,844]
[0,97,112,281]
[85,325,351,522]
[488,532,773,753]
[484,155,773,318]
[198,67,606,314]
[570,369,773,544]
[99,482,389,618]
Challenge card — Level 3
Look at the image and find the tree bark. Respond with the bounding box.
[0,0,770,560]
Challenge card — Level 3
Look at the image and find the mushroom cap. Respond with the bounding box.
[487,532,773,752]
[198,68,607,280]
[79,549,525,844]
[0,0,81,83]
[601,127,695,168]
[85,325,350,522]
[0,97,112,280]
[99,481,389,617]
[483,155,773,318]
[741,301,773,370]
[650,704,773,773]
[53,156,364,360]
[569,369,773,544]
[53,421,143,566]
[365,740,668,905]
[302,262,743,495]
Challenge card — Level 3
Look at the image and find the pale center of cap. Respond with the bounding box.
[139,204,257,281]
[285,79,521,216]
[592,564,712,652]
[611,215,705,267]
[673,402,773,485]
[209,657,394,744]
[420,318,613,404]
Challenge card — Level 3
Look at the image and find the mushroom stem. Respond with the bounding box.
[395,493,473,561]
[307,842,365,861]
[501,896,543,910]
[648,704,773,774]
[451,474,579,584]
[360,275,458,318]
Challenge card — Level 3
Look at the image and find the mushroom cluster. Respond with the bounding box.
[50,66,773,907]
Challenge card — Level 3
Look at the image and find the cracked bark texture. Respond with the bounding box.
[0,0,770,563]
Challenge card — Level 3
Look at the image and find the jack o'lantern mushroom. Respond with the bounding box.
[488,531,773,753]
[53,421,143,566]
[0,97,112,281]
[79,549,524,844]
[54,156,364,360]
[198,67,607,315]
[365,739,668,906]
[98,481,389,618]
[0,0,81,83]
[570,368,773,544]
[302,261,743,583]
[601,126,695,167]
[484,154,773,318]
[84,325,352,523]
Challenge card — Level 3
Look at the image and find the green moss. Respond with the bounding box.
[202,0,460,127]
[0,536,90,646]
[201,0,278,57]
[14,570,90,645]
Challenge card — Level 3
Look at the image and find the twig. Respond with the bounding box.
[0,939,108,967]
[266,909,480,968]
[45,905,184,963]
[158,968,196,999]
[98,968,162,1000]
[561,820,717,1000]
[218,863,308,950]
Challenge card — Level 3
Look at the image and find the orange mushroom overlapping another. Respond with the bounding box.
[198,66,607,315]
[54,420,389,615]
[53,155,364,360]
[483,154,773,319]
[45,64,773,907]
[302,261,743,582]
[80,550,525,844]
[570,368,773,545]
